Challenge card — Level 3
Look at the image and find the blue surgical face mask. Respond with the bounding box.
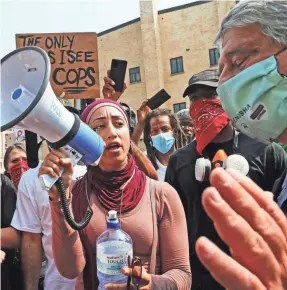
[151,131,175,154]
[217,48,287,144]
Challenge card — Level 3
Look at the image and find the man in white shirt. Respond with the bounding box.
[12,163,86,290]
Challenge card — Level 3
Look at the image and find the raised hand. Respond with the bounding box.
[196,168,287,290]
[102,70,127,101]
[137,100,151,124]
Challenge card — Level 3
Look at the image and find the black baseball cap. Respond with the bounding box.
[183,69,219,98]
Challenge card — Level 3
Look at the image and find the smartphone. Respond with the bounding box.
[146,89,171,110]
[110,59,127,92]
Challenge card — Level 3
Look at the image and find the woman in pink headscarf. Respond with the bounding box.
[39,99,191,290]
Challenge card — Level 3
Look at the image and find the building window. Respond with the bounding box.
[170,56,184,74]
[173,102,186,113]
[129,67,141,84]
[209,48,220,66]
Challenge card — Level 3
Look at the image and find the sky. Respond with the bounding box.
[1,0,197,58]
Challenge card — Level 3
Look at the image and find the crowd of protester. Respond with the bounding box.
[1,1,287,289]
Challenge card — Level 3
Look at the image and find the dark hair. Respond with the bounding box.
[143,108,188,170]
[178,115,193,127]
[130,141,158,180]
[4,143,26,176]
[120,102,137,135]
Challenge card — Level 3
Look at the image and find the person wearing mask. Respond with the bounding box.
[11,107,86,290]
[39,99,191,289]
[192,1,287,289]
[2,143,28,290]
[165,68,287,290]
[1,173,23,290]
[4,143,29,189]
[143,108,188,182]
[176,109,194,143]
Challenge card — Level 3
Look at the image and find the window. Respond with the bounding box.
[209,48,220,66]
[129,67,141,84]
[170,57,184,74]
[173,102,186,113]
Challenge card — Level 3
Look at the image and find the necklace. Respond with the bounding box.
[103,188,124,228]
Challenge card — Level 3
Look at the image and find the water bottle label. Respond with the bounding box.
[97,245,133,275]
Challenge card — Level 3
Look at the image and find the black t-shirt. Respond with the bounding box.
[194,139,235,279]
[1,174,24,290]
[1,174,17,229]
[205,138,234,160]
[165,133,287,288]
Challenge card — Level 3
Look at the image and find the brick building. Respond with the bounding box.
[97,0,236,112]
[0,0,236,172]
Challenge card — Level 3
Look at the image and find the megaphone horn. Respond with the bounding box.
[1,47,105,230]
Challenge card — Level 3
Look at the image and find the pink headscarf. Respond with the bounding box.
[74,98,146,213]
[81,99,128,125]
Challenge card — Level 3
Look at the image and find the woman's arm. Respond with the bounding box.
[39,149,86,280]
[50,199,86,279]
[151,182,191,289]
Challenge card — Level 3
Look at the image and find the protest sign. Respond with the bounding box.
[16,32,99,99]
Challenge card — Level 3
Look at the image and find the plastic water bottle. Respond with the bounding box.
[97,210,133,289]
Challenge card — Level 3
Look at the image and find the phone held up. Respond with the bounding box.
[146,89,171,110]
[110,59,127,92]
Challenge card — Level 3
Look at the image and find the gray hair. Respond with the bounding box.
[215,0,287,46]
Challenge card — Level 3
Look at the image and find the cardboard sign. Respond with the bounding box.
[16,32,99,99]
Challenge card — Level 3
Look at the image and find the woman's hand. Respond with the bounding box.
[105,266,151,290]
[196,168,287,290]
[102,70,127,101]
[38,149,74,201]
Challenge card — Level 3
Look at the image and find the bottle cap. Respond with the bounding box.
[108,210,117,220]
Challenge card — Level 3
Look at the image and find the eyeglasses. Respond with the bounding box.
[127,256,142,290]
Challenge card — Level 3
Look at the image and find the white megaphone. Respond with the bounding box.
[1,47,105,229]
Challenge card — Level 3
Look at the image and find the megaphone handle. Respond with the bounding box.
[39,144,83,191]
[39,170,63,191]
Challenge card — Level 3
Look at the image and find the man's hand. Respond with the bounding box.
[196,168,287,290]
[102,70,127,101]
[131,100,151,145]
[137,100,151,124]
